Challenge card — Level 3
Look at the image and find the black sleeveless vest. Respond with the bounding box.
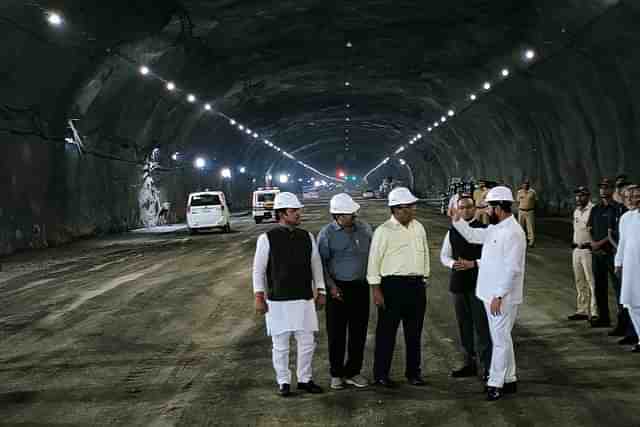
[448,220,486,293]
[266,227,314,301]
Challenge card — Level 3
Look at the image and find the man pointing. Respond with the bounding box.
[452,186,526,401]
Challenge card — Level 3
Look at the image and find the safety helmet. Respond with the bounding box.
[273,192,304,209]
[330,193,360,214]
[485,186,514,203]
[388,187,418,207]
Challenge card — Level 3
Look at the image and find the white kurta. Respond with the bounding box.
[252,229,326,336]
[614,210,640,308]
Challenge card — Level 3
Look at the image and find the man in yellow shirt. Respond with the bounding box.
[367,187,430,387]
[473,180,490,224]
[517,180,537,248]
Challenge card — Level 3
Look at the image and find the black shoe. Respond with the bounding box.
[618,336,637,345]
[608,326,626,337]
[632,344,640,353]
[451,364,477,378]
[297,380,323,394]
[568,313,589,321]
[503,381,518,394]
[591,319,611,328]
[373,378,397,388]
[486,386,503,401]
[407,376,426,386]
[278,383,291,397]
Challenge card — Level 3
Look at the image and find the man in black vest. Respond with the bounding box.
[252,192,327,397]
[440,195,492,380]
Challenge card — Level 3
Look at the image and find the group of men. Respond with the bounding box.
[252,184,528,401]
[569,175,640,353]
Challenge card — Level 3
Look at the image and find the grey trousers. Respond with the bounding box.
[452,291,492,370]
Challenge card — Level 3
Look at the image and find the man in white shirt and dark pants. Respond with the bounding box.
[252,192,327,397]
[452,186,526,401]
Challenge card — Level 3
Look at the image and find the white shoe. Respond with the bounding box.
[330,377,345,390]
[344,374,369,388]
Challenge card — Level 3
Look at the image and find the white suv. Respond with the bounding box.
[186,191,231,234]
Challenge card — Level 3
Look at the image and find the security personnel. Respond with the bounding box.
[568,186,597,321]
[517,180,537,248]
[317,194,372,390]
[452,186,526,401]
[368,187,430,387]
[440,195,492,380]
[252,192,326,397]
[588,178,625,330]
[473,180,490,224]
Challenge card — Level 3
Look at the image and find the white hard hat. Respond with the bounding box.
[273,192,304,209]
[330,193,360,214]
[485,186,514,203]
[388,187,418,207]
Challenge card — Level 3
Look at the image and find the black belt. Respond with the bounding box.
[519,208,535,211]
[572,243,592,250]
[381,276,425,286]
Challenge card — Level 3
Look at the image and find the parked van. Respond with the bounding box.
[252,187,280,224]
[186,191,231,234]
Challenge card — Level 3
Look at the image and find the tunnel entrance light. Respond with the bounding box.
[47,12,63,26]
[139,66,150,76]
[166,82,175,91]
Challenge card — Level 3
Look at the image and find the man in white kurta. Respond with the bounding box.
[614,185,640,352]
[452,186,526,401]
[252,192,326,396]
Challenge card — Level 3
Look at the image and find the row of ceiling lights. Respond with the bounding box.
[364,49,537,181]
[43,9,340,184]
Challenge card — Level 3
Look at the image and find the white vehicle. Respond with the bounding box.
[252,187,280,224]
[362,190,375,199]
[186,191,231,234]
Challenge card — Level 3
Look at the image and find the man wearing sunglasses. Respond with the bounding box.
[452,186,526,401]
[367,187,430,387]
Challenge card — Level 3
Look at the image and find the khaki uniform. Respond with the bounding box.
[473,188,489,224]
[573,203,597,317]
[517,189,537,246]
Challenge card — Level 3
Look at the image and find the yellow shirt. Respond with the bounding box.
[473,188,489,207]
[367,216,430,285]
[517,189,537,210]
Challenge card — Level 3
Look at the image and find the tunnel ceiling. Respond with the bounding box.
[2,0,626,177]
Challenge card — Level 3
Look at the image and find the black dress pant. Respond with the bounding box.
[326,280,370,378]
[373,277,426,380]
[592,253,617,324]
[452,291,492,370]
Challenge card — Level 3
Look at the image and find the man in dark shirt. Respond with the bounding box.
[588,178,625,329]
[440,195,492,379]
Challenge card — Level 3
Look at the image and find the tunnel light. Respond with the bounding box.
[279,174,289,184]
[346,104,351,108]
[239,166,246,173]
[221,168,232,179]
[345,81,351,87]
[139,66,150,76]
[229,119,236,125]
[434,122,439,127]
[417,134,422,138]
[525,49,536,60]
[266,174,273,181]
[298,178,303,182]
[399,159,406,166]
[447,110,454,117]
[314,180,321,187]
[166,81,176,91]
[171,152,179,161]
[47,12,63,26]
[245,129,252,135]
[253,132,259,138]
[483,82,491,90]
[238,125,244,130]
[204,103,212,111]
[346,41,353,48]
[428,127,433,132]
[187,94,196,103]
[501,68,510,77]
[194,157,206,169]
[441,116,447,122]
[409,140,415,145]
[470,94,477,101]
[345,117,350,121]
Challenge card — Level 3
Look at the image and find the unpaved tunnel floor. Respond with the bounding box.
[1,200,638,426]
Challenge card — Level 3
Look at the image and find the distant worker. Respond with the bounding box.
[615,185,640,353]
[252,192,326,397]
[448,186,464,219]
[473,180,490,224]
[452,186,526,401]
[517,180,537,248]
[613,174,629,204]
[368,187,430,387]
[440,195,492,380]
[568,186,597,321]
[317,194,373,390]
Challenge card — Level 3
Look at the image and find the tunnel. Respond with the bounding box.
[1,1,640,425]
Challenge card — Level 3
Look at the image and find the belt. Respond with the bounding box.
[519,208,535,211]
[381,275,425,286]
[572,243,592,250]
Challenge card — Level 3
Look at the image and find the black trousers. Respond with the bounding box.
[452,291,492,370]
[592,252,631,330]
[373,277,426,380]
[326,280,370,378]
